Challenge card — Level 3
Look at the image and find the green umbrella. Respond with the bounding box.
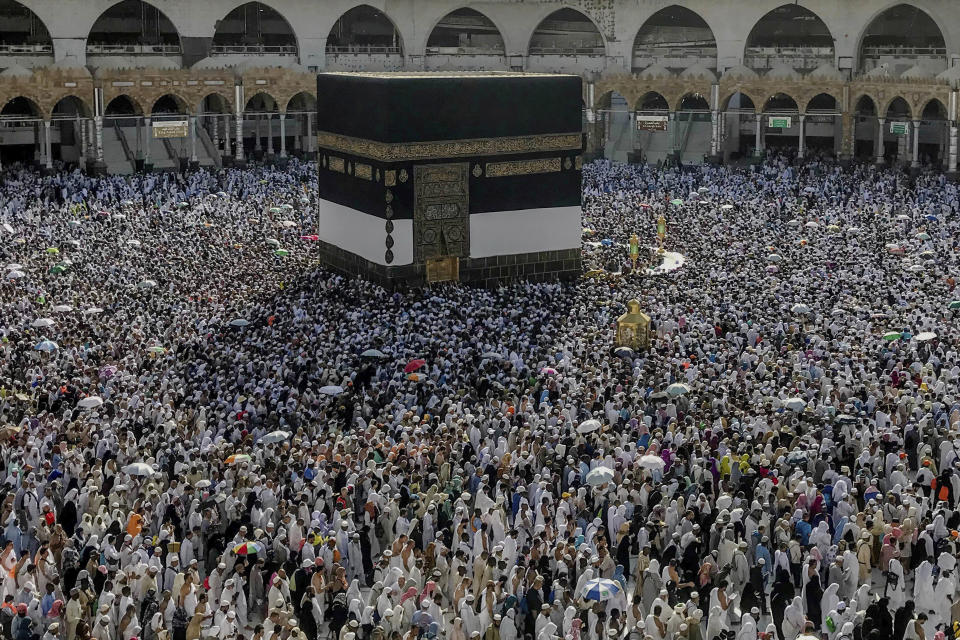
[281,204,294,210]
[916,232,931,241]
[49,265,66,275]
[46,247,59,255]
[949,300,960,310]
[274,249,290,257]
[176,202,189,209]
[670,199,683,206]
[269,207,283,214]
[882,331,901,341]
[147,346,166,354]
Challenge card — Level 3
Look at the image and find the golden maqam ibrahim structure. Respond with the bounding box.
[616,299,652,351]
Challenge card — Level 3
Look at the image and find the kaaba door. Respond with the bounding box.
[413,163,469,268]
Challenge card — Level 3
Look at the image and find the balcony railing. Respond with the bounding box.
[86,43,181,55]
[425,46,505,55]
[0,43,52,54]
[634,46,716,58]
[210,44,298,56]
[862,45,946,57]
[325,45,402,55]
[528,46,605,56]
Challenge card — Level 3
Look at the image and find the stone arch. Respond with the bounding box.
[104,94,144,116]
[882,96,912,119]
[151,93,190,115]
[853,93,879,115]
[919,97,947,120]
[198,91,233,114]
[720,90,759,113]
[744,4,834,60]
[527,7,605,55]
[244,91,279,112]
[284,91,316,113]
[762,92,800,112]
[805,92,840,113]
[327,4,404,54]
[0,0,53,52]
[50,95,92,119]
[856,3,949,73]
[424,7,506,55]
[632,5,716,67]
[675,92,710,112]
[211,1,299,54]
[87,0,182,51]
[1,95,41,118]
[636,91,669,111]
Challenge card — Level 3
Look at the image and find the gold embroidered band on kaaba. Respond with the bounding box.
[317,131,582,163]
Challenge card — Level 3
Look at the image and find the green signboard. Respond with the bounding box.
[889,122,908,135]
[768,116,791,128]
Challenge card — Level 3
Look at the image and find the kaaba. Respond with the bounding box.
[314,72,583,287]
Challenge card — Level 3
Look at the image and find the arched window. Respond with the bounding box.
[427,8,504,54]
[0,0,52,55]
[211,2,298,55]
[744,4,833,72]
[529,9,603,55]
[326,6,402,54]
[859,5,946,74]
[633,6,715,71]
[87,0,181,55]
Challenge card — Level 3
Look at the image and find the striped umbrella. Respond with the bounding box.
[581,578,621,602]
[232,541,263,556]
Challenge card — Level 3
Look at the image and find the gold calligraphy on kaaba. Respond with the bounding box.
[355,163,373,180]
[316,131,582,162]
[485,157,562,178]
[328,156,345,173]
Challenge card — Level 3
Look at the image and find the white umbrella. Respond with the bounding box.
[121,462,155,477]
[195,479,212,489]
[576,419,602,434]
[31,318,54,328]
[78,396,104,409]
[138,279,158,289]
[6,270,26,279]
[229,318,250,327]
[280,220,297,228]
[319,385,344,396]
[637,454,666,471]
[261,430,291,444]
[53,304,73,313]
[767,254,782,263]
[666,383,690,396]
[720,204,734,211]
[6,263,23,270]
[804,221,819,229]
[791,303,811,314]
[585,467,615,486]
[915,331,937,342]
[126,239,141,247]
[784,397,807,412]
[84,307,104,315]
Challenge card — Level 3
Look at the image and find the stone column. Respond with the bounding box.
[211,115,219,156]
[710,110,719,156]
[144,117,151,164]
[306,112,313,154]
[254,114,261,152]
[754,115,762,156]
[78,116,87,159]
[798,114,806,160]
[912,119,921,168]
[279,113,287,158]
[235,113,244,161]
[189,115,198,163]
[44,120,53,169]
[266,114,274,156]
[876,117,885,164]
[949,123,958,174]
[95,116,104,163]
[34,122,42,164]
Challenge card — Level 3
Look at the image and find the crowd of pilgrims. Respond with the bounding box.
[0,155,959,640]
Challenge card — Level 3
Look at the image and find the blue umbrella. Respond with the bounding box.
[600,238,614,247]
[926,215,939,222]
[34,339,58,352]
[581,577,621,601]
